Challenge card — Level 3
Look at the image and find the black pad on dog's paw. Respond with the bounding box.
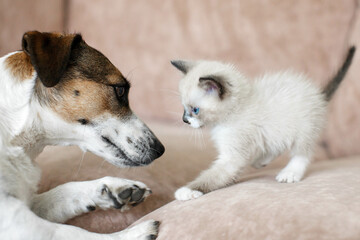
[87,205,96,211]
[148,234,157,240]
[131,188,145,202]
[118,188,133,199]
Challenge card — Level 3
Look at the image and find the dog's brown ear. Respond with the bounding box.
[22,31,82,87]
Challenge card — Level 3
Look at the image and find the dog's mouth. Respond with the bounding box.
[100,135,164,167]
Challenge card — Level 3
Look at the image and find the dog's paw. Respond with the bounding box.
[95,177,151,211]
[111,220,160,240]
[175,187,203,201]
[276,170,303,183]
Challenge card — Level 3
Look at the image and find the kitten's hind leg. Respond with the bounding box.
[276,155,310,183]
[276,136,315,183]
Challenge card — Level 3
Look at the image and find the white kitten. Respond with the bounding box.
[172,47,355,201]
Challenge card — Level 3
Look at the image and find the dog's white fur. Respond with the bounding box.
[173,60,331,201]
[0,49,160,239]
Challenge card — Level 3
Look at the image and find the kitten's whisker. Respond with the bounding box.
[189,128,195,143]
[195,129,200,147]
[156,88,181,96]
[171,120,184,128]
[199,128,206,150]
[166,110,182,116]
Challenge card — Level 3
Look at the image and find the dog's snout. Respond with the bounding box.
[183,111,190,124]
[151,139,165,159]
[147,138,165,163]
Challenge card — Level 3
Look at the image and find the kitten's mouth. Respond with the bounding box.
[188,119,202,129]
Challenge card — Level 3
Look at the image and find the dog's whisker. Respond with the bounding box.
[149,147,162,155]
[74,151,86,177]
[98,159,107,173]
[125,67,139,81]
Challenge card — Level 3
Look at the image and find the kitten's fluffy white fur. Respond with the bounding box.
[172,47,355,201]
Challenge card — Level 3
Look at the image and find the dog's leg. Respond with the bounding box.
[31,176,151,223]
[1,195,158,240]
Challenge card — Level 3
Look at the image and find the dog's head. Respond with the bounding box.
[6,31,164,167]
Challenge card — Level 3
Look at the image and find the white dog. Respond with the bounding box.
[0,31,165,240]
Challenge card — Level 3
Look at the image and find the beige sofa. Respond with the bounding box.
[1,0,360,239]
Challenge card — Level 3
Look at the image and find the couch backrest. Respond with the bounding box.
[1,0,359,158]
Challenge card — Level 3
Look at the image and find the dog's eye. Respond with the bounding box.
[114,86,125,98]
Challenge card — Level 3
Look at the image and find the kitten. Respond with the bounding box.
[171,47,355,201]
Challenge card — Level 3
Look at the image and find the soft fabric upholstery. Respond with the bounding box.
[134,157,360,240]
[37,123,360,240]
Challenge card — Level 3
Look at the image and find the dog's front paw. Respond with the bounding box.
[111,220,160,240]
[175,187,203,201]
[95,177,152,212]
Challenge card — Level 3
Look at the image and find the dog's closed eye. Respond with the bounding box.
[77,118,89,125]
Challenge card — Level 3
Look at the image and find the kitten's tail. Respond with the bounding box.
[322,46,356,101]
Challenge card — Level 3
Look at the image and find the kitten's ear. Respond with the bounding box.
[170,60,195,74]
[199,76,226,99]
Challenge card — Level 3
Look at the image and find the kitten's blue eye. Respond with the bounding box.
[192,107,200,115]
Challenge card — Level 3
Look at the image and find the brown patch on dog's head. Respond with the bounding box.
[28,31,131,123]
[4,52,34,81]
[42,79,131,124]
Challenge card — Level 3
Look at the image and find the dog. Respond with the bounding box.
[0,31,165,240]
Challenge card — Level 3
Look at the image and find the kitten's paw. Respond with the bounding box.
[175,187,203,201]
[276,170,303,183]
[110,220,160,240]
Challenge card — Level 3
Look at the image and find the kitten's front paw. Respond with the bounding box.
[110,220,160,240]
[175,187,203,201]
[276,170,303,183]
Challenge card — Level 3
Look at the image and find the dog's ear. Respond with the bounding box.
[22,31,82,87]
[170,60,196,74]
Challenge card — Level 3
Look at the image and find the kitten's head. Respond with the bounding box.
[171,60,250,128]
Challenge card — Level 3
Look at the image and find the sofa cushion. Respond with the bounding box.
[134,157,360,240]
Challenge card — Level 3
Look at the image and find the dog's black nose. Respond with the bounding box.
[183,111,190,124]
[147,138,165,162]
